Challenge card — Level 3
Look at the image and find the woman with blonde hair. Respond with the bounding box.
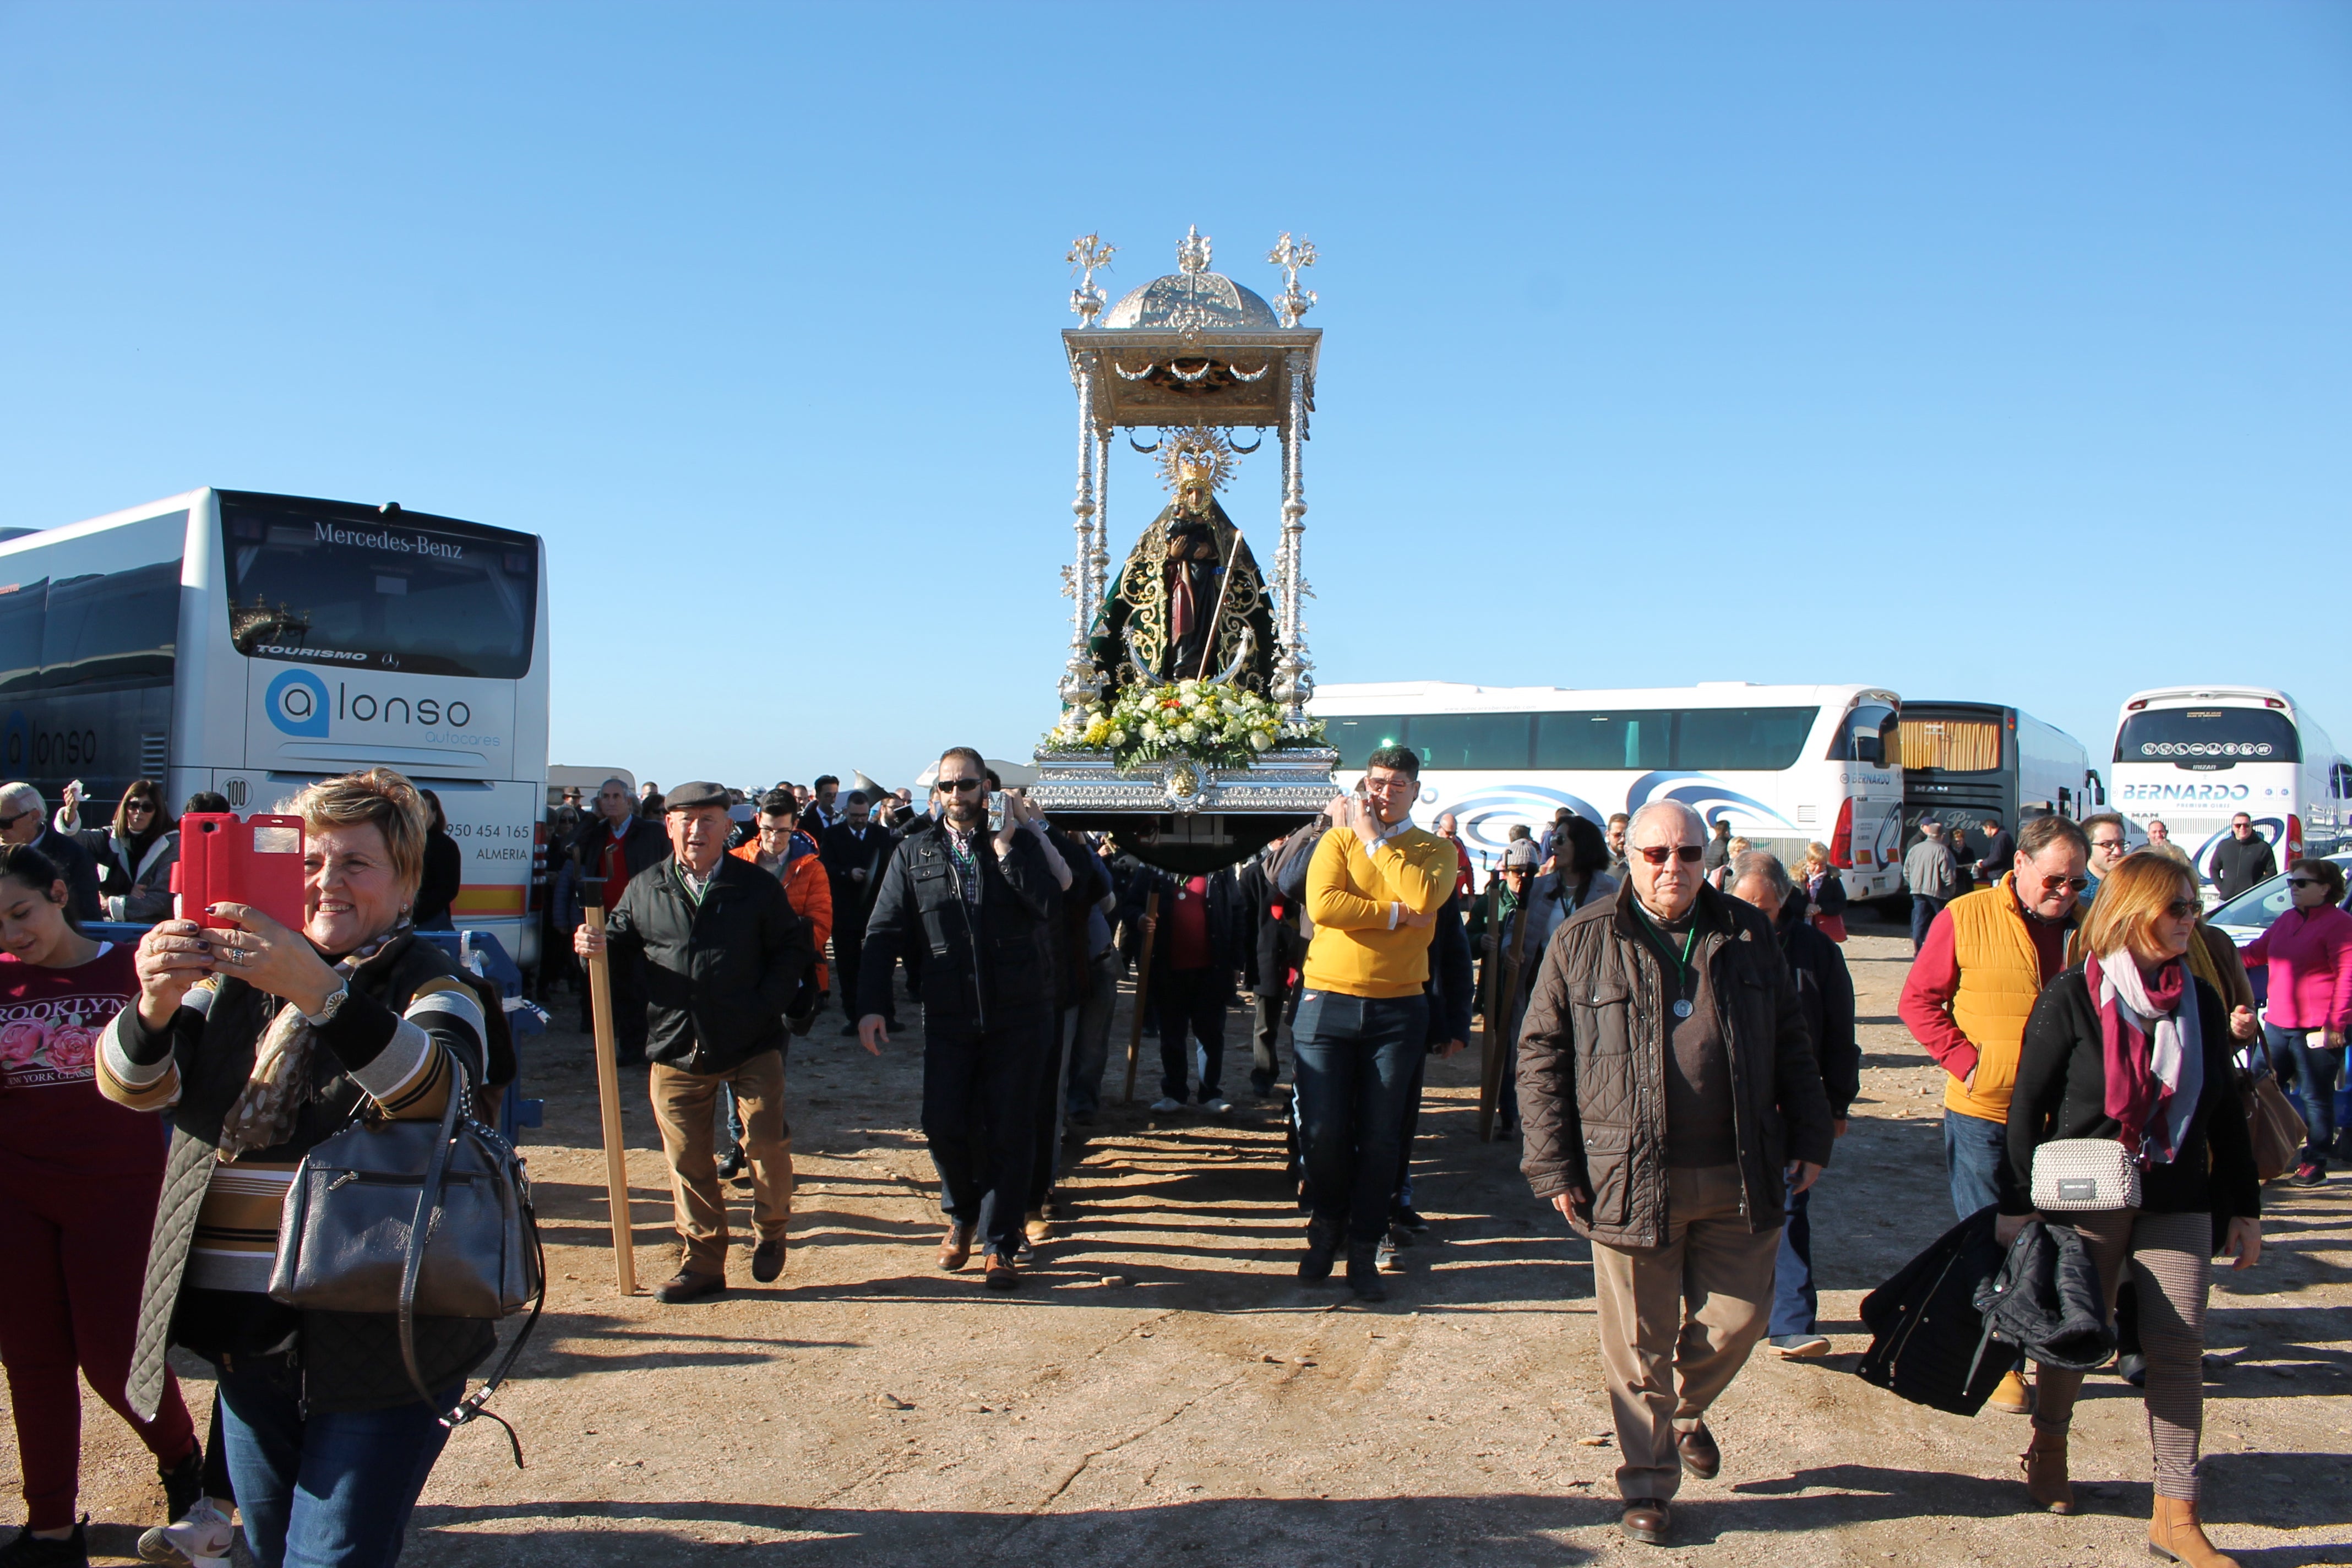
[1797,841,1849,941]
[1998,852,2261,1564]
[97,769,500,1568]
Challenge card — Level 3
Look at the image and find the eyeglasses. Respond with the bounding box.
[2090,839,2125,853]
[2165,899,2202,919]
[124,801,155,815]
[2289,877,2322,889]
[1634,844,1706,865]
[0,811,30,831]
[2033,874,2090,894]
[937,777,985,794]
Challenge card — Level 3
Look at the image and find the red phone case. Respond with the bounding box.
[170,813,307,933]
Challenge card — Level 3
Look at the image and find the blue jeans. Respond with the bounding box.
[214,1357,454,1568]
[1910,895,1945,952]
[1770,1183,1816,1337]
[2264,1021,2342,1168]
[1943,1108,2006,1221]
[1291,990,1428,1242]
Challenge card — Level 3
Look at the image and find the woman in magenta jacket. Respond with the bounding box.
[2238,856,2352,1185]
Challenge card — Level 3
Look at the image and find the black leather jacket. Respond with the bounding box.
[856,819,1059,1031]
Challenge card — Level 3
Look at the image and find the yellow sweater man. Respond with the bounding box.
[1294,751,1458,1302]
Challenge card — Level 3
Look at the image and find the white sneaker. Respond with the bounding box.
[1201,1096,1232,1114]
[140,1498,235,1567]
[1150,1097,1185,1113]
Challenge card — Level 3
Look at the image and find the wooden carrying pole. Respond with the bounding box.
[1121,889,1162,1105]
[583,906,637,1295]
[1478,883,1532,1142]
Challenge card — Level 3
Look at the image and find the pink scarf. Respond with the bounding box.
[2086,950,2202,1169]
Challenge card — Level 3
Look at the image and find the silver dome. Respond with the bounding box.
[1102,269,1280,331]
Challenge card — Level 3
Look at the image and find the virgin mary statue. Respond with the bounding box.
[1090,426,1277,693]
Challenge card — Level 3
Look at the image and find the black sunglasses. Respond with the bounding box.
[937,777,986,794]
[0,810,31,831]
[1634,844,1706,865]
[2288,877,2322,889]
[2165,899,2202,919]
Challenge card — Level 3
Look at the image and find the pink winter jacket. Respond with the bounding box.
[2239,902,2352,1032]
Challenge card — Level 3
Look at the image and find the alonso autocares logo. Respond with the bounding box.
[266,669,330,738]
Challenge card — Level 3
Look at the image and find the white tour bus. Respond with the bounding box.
[2110,685,2348,883]
[1311,681,1907,900]
[0,488,549,961]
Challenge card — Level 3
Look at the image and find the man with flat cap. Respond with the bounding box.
[576,781,816,1303]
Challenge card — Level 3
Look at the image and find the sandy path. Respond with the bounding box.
[15,914,2348,1565]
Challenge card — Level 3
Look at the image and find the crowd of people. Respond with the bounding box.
[0,755,2322,1565]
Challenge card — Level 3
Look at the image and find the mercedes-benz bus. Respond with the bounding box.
[1310,682,1906,900]
[0,488,549,961]
[1896,701,2100,874]
[2109,685,2346,883]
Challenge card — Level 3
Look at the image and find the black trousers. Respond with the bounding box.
[1156,966,1231,1102]
[1250,982,1297,1093]
[581,944,649,1060]
[923,1012,1053,1256]
[834,920,867,1022]
[1028,1005,1079,1208]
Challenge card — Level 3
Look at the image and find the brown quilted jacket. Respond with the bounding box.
[1517,880,1835,1249]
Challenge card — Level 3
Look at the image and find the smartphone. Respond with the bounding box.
[987,791,1006,832]
[172,813,307,934]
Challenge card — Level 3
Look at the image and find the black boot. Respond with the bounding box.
[0,1522,89,1568]
[716,1142,745,1181]
[1298,1216,1340,1282]
[160,1442,204,1523]
[1347,1238,1387,1302]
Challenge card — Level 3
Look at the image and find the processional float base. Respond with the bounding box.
[1026,746,1338,874]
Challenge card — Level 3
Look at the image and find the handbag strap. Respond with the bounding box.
[393,1070,540,1468]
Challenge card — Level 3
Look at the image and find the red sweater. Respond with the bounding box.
[2239,903,2352,1032]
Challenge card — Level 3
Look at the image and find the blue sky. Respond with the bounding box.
[3,2,2346,790]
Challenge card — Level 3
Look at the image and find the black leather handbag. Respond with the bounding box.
[270,1077,545,1459]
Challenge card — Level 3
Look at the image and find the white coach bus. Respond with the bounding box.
[1311,681,1907,900]
[2110,685,2348,881]
[0,488,549,961]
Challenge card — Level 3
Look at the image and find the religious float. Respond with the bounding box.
[1027,227,1340,872]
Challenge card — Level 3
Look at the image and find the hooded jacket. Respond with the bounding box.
[1516,880,1835,1249]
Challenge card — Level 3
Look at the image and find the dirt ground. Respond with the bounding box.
[18,912,2352,1566]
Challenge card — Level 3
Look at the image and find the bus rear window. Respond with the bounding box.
[1901,717,2003,773]
[2115,707,2299,766]
[220,497,537,679]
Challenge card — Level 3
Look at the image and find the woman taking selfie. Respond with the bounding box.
[0,844,200,1568]
[96,770,494,1568]
[1998,852,2261,1565]
[2235,856,2352,1188]
[101,779,180,924]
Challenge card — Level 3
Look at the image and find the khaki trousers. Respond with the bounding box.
[649,1050,792,1276]
[1591,1162,1783,1501]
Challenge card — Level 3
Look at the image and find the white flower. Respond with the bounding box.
[1178,722,1200,743]
[1108,727,1127,745]
[1250,731,1272,751]
[1141,721,1161,741]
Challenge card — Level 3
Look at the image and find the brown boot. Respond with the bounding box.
[2019,1427,2073,1514]
[2148,1495,2239,1567]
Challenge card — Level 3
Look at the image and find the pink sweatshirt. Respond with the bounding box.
[2239,902,2352,1031]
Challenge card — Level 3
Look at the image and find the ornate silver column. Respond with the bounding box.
[1060,348,1104,706]
[1090,422,1112,616]
[1270,347,1314,721]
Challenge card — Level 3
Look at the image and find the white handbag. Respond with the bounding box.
[2030,1137,2142,1212]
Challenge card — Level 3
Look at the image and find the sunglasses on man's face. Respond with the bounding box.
[1634,844,1705,866]
[2032,874,2090,894]
[937,777,986,794]
[0,811,31,831]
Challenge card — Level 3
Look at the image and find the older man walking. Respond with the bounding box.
[1517,802,1833,1547]
[1897,812,2090,1415]
[576,782,816,1303]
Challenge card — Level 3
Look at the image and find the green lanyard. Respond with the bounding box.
[1635,903,1702,1019]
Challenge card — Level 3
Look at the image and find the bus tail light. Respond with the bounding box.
[1830,798,1855,868]
[2290,814,2304,861]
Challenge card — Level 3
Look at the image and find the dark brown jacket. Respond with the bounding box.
[1517,880,1836,1248]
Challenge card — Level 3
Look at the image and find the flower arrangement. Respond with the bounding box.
[1047,679,1327,771]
